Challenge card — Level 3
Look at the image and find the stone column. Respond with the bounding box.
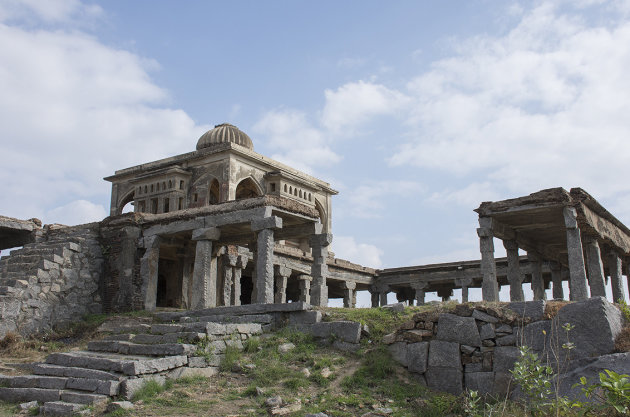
[563,206,588,300]
[379,285,389,306]
[251,216,282,304]
[274,265,291,304]
[232,254,247,306]
[297,274,312,304]
[455,277,473,303]
[310,233,332,307]
[527,252,546,301]
[139,235,160,311]
[478,217,499,301]
[191,227,221,310]
[369,286,379,308]
[503,239,524,301]
[549,262,564,300]
[411,282,427,306]
[437,288,453,302]
[222,254,238,306]
[608,251,624,303]
[343,281,357,308]
[584,236,606,297]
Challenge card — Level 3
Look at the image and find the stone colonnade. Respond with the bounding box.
[138,215,343,311]
[477,207,629,302]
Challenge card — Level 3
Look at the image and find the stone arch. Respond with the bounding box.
[235,177,263,200]
[117,190,135,215]
[314,197,328,232]
[209,178,220,204]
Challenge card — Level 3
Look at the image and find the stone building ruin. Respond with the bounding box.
[2,124,630,339]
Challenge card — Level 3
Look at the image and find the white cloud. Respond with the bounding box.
[0,0,102,24]
[332,236,383,269]
[44,199,107,225]
[339,181,424,219]
[0,6,208,221]
[388,2,630,211]
[253,109,341,174]
[426,182,503,208]
[321,81,410,134]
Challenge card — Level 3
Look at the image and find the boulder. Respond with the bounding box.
[310,321,361,344]
[436,313,481,347]
[557,352,630,402]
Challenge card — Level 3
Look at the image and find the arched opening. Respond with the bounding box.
[235,177,261,200]
[209,179,220,204]
[117,191,135,215]
[315,198,327,232]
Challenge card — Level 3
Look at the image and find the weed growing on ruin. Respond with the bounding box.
[577,369,630,416]
[617,299,630,322]
[132,379,173,402]
[323,305,420,341]
[243,336,260,353]
[511,346,555,415]
[220,345,242,372]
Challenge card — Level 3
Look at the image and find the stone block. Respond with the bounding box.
[168,366,219,379]
[288,311,322,325]
[494,372,514,396]
[558,352,630,401]
[479,323,495,340]
[402,329,432,342]
[332,340,361,352]
[60,391,108,405]
[428,340,461,370]
[465,372,494,395]
[310,321,361,344]
[388,342,408,367]
[425,368,463,395]
[472,310,499,323]
[41,401,85,415]
[507,300,545,321]
[0,387,60,403]
[493,346,520,372]
[436,313,481,347]
[465,363,483,373]
[496,334,516,346]
[407,342,429,374]
[460,345,476,355]
[495,324,513,334]
[554,296,623,361]
[515,320,551,355]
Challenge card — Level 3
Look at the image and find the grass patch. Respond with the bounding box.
[220,345,243,372]
[322,305,422,341]
[132,379,173,402]
[243,336,260,353]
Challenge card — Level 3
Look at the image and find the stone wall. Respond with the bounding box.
[0,224,104,338]
[385,297,627,400]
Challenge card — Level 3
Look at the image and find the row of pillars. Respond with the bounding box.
[138,217,334,310]
[369,277,476,308]
[478,207,629,303]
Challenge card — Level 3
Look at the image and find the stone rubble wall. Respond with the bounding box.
[0,223,104,338]
[385,297,627,400]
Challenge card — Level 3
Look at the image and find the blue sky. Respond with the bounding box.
[2,0,630,305]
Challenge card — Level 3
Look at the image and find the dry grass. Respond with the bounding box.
[544,300,570,319]
[615,325,630,352]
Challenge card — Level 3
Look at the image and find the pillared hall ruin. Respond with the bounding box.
[1,123,630,337]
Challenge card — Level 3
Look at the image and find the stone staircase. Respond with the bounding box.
[0,312,263,415]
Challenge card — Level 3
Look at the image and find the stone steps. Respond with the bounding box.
[45,351,188,376]
[32,363,122,381]
[87,340,197,356]
[180,313,273,324]
[104,331,206,344]
[0,387,107,405]
[40,401,88,416]
[0,374,119,396]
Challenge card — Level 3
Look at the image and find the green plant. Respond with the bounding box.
[577,369,630,415]
[511,346,555,415]
[464,390,483,417]
[132,379,172,401]
[617,299,630,322]
[220,345,242,372]
[243,336,260,353]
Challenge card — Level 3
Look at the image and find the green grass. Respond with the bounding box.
[131,379,173,402]
[220,345,243,372]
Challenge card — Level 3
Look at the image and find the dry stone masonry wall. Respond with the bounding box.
[0,224,104,338]
[385,297,627,401]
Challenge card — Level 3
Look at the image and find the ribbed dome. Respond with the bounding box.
[196,123,254,151]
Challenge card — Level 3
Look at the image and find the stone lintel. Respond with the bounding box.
[309,233,333,247]
[192,227,221,241]
[275,265,291,278]
[251,216,283,232]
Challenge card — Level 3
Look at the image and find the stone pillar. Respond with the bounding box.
[411,282,427,306]
[310,233,332,307]
[298,274,312,304]
[437,288,453,302]
[478,217,499,301]
[251,216,282,304]
[503,239,524,301]
[527,252,546,301]
[563,207,589,300]
[608,251,624,303]
[550,262,564,300]
[369,286,379,308]
[139,235,160,311]
[379,285,389,306]
[191,227,221,310]
[274,265,291,304]
[222,254,237,306]
[455,277,473,303]
[232,254,247,306]
[584,236,606,298]
[343,281,357,308]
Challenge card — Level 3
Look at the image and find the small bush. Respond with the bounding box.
[243,337,260,353]
[220,345,242,372]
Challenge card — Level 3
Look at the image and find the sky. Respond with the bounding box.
[2,0,630,306]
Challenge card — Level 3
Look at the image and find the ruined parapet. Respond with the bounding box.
[0,215,42,252]
[0,223,104,338]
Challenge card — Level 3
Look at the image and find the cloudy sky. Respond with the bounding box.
[2,0,630,305]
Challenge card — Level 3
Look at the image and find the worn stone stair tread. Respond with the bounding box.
[154,301,311,322]
[0,373,120,396]
[60,390,108,405]
[87,340,197,356]
[181,313,273,324]
[40,401,87,416]
[0,387,61,403]
[32,363,123,381]
[46,351,188,375]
